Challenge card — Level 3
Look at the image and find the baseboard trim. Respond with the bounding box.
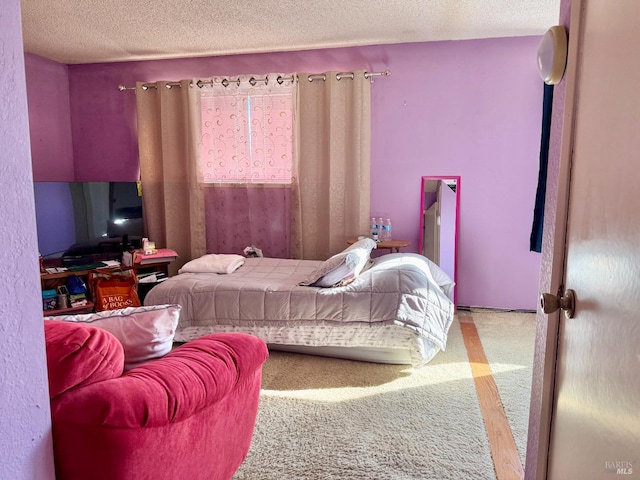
[457,305,536,314]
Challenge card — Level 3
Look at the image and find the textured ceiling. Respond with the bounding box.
[20,0,560,65]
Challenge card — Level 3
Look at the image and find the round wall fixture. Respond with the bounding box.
[537,25,568,85]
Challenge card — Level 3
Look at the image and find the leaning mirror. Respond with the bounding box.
[418,176,460,305]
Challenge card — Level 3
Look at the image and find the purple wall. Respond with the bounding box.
[369,39,543,310]
[25,53,74,181]
[27,37,544,310]
[0,1,56,478]
[33,182,77,257]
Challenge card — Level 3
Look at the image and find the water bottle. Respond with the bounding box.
[377,217,384,241]
[370,217,379,241]
[383,218,393,241]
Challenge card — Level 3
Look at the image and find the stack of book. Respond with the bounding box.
[69,293,89,308]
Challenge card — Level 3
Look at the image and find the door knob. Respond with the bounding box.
[540,289,575,319]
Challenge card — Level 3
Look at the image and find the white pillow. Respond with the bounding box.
[178,254,245,274]
[45,304,181,370]
[300,238,377,287]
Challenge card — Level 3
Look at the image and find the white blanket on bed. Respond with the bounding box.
[178,254,245,275]
[146,254,454,365]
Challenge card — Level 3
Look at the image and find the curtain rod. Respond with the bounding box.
[117,70,391,91]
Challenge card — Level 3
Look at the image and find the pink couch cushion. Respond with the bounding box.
[45,321,124,398]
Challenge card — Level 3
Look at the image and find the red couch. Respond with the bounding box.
[44,320,268,480]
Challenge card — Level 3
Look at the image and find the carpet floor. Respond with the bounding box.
[234,312,535,480]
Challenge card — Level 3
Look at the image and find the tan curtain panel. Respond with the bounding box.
[294,70,371,260]
[136,80,206,274]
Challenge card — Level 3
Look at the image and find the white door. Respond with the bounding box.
[547,1,640,478]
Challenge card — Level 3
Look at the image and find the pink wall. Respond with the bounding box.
[0,1,55,478]
[25,53,74,181]
[27,37,544,310]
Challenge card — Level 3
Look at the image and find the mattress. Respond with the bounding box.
[144,253,455,366]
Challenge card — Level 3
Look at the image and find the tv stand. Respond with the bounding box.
[60,236,143,267]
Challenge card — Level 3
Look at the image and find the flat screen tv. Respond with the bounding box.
[33,181,145,265]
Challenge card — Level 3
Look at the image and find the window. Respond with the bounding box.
[200,84,294,184]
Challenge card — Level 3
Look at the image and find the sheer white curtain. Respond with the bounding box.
[294,70,371,260]
[136,80,206,274]
[197,74,298,258]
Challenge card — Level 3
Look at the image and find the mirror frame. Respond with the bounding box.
[418,176,460,306]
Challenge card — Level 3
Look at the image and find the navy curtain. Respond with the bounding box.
[530,83,554,252]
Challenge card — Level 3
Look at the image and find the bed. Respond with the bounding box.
[144,245,455,367]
